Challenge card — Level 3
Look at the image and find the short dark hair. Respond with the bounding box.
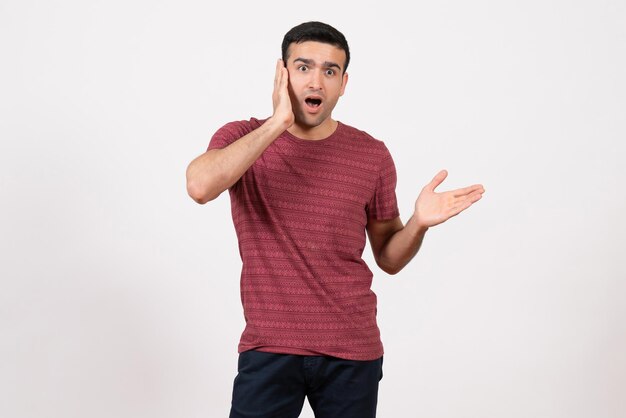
[281,21,350,73]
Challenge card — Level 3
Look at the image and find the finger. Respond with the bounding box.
[426,169,448,192]
[452,190,483,208]
[468,189,484,202]
[449,193,482,214]
[274,59,282,88]
[280,66,289,90]
[438,189,482,216]
[453,184,484,197]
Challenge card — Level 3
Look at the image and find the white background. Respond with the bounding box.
[1,1,625,417]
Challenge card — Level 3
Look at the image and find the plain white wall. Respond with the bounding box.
[1,1,624,417]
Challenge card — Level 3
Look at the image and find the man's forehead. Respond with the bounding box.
[286,41,346,62]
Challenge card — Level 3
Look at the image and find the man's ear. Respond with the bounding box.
[340,72,349,96]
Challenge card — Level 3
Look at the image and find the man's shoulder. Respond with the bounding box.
[208,117,266,150]
[217,117,265,136]
[337,121,390,151]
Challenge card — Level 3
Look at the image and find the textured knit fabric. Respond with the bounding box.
[208,118,399,361]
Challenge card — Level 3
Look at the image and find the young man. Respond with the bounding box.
[186,21,484,418]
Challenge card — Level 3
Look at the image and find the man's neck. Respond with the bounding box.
[287,119,338,141]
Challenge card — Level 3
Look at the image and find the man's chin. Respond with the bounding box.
[294,113,327,129]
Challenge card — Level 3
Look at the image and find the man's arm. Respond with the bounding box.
[186,60,294,204]
[366,169,484,275]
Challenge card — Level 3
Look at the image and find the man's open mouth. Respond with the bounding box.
[305,98,322,108]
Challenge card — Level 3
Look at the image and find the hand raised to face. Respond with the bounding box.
[271,59,295,130]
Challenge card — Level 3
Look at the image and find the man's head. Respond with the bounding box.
[281,22,350,134]
[281,21,350,74]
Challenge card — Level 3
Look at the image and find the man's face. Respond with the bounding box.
[285,41,348,129]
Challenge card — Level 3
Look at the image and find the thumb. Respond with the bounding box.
[426,169,448,192]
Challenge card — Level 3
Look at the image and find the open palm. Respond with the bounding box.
[414,170,485,228]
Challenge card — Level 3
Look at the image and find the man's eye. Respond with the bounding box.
[325,69,335,76]
[298,65,308,72]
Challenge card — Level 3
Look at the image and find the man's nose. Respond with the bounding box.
[307,70,323,90]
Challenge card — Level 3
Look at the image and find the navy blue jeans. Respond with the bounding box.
[229,350,383,418]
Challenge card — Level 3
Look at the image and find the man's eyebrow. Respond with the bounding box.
[293,57,343,72]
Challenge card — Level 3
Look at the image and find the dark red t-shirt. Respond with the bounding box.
[208,118,399,360]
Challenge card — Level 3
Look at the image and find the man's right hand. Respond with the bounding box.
[271,59,295,130]
[186,59,297,204]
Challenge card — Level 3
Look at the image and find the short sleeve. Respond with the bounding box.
[207,120,255,151]
[367,146,400,220]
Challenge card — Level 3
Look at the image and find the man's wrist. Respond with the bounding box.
[266,114,292,132]
[406,215,429,238]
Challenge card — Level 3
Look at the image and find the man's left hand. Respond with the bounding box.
[413,170,485,229]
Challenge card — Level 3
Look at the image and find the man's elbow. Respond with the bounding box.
[186,162,225,204]
[382,265,402,275]
[186,180,219,204]
[377,260,403,275]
